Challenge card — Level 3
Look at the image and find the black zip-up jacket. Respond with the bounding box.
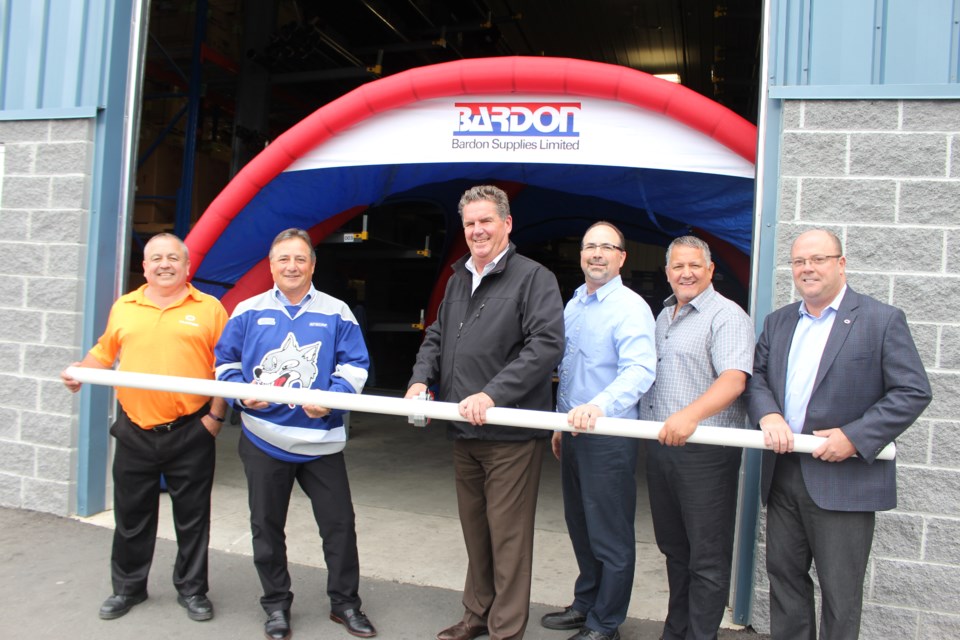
[408,244,565,441]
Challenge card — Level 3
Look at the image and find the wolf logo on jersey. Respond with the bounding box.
[253,332,321,404]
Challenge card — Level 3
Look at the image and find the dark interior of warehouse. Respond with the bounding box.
[135,0,762,390]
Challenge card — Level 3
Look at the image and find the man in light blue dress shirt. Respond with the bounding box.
[540,222,657,640]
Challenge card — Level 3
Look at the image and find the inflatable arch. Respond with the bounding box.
[185,56,756,314]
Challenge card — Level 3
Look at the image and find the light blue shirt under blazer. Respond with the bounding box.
[557,276,657,418]
[784,285,847,434]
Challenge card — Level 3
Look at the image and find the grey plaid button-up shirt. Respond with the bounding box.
[640,284,755,428]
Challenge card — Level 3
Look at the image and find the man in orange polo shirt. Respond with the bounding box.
[61,233,227,623]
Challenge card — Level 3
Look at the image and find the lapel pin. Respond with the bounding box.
[843,319,850,324]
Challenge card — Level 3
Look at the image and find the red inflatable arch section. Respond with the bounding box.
[186,56,756,307]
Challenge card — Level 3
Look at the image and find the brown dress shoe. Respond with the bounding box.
[436,620,489,640]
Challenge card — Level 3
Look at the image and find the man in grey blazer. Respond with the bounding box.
[746,229,931,640]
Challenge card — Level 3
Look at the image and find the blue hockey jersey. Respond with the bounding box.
[215,285,369,462]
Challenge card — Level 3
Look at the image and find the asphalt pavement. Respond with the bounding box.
[0,506,768,640]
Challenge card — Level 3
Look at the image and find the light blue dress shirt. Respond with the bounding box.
[784,285,847,434]
[557,276,657,418]
[275,286,313,316]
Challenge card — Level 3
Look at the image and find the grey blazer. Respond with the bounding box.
[746,287,932,512]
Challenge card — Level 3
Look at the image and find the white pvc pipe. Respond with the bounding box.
[64,367,896,460]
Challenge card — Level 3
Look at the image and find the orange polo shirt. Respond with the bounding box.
[89,283,227,429]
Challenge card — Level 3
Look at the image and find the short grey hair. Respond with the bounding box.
[665,235,712,266]
[145,232,189,261]
[269,228,316,262]
[458,185,511,220]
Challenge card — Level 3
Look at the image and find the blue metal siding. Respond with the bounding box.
[0,0,106,116]
[774,0,809,85]
[43,0,87,107]
[882,1,955,84]
[806,0,876,85]
[771,0,960,97]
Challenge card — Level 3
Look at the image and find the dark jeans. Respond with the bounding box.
[646,442,742,640]
[110,409,216,596]
[562,432,639,635]
[238,431,361,615]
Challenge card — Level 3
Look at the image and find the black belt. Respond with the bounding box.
[150,403,209,432]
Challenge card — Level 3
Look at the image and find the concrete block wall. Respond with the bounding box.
[0,119,94,515]
[752,99,960,636]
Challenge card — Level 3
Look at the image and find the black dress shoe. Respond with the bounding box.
[566,628,620,640]
[330,608,377,637]
[177,593,213,621]
[264,609,291,640]
[99,592,148,620]
[541,605,587,630]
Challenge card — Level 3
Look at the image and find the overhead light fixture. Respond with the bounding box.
[653,73,682,83]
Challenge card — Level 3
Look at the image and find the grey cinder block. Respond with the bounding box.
[35,142,91,175]
[902,100,960,131]
[799,178,896,223]
[0,309,44,342]
[30,210,84,242]
[849,133,947,178]
[897,466,960,516]
[26,277,80,312]
[781,132,848,177]
[872,559,960,609]
[893,275,960,324]
[929,420,960,468]
[21,477,70,516]
[845,226,942,273]
[802,100,899,131]
[2,177,51,209]
[899,180,960,225]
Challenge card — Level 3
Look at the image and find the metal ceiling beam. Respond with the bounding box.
[356,0,462,63]
[312,25,368,69]
[174,0,207,239]
[352,38,447,54]
[272,67,381,84]
[357,0,411,43]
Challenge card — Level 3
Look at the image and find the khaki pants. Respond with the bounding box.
[453,438,547,640]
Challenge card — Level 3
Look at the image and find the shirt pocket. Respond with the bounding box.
[576,325,610,360]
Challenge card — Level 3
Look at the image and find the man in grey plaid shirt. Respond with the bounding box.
[639,236,755,640]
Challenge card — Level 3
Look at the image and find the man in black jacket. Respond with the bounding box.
[406,185,565,640]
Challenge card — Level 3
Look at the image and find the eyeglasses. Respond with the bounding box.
[581,243,624,254]
[787,255,842,268]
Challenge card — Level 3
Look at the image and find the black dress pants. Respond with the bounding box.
[109,410,216,597]
[766,454,875,640]
[239,431,361,615]
[646,442,742,640]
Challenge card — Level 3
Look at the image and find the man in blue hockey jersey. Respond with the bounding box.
[215,228,376,640]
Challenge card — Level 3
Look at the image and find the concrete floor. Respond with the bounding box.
[80,409,738,627]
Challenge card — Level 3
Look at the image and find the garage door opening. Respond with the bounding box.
[152,55,759,627]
